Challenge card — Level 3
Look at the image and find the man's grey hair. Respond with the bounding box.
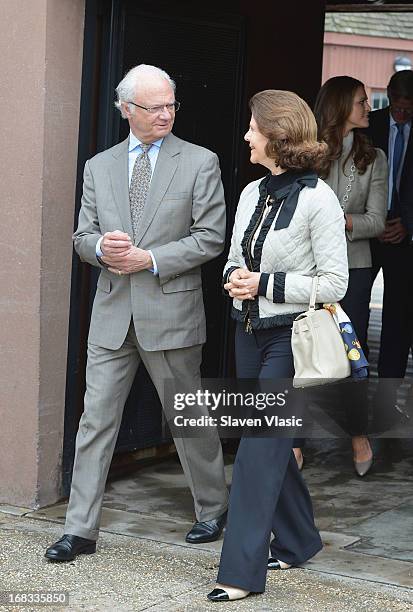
[114,64,176,118]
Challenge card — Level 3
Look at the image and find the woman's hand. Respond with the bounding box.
[344,214,353,232]
[224,268,261,301]
[224,268,251,299]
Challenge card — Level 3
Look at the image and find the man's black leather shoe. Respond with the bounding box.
[45,534,96,561]
[185,511,227,544]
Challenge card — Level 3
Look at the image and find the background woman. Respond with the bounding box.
[309,76,388,476]
[207,90,349,602]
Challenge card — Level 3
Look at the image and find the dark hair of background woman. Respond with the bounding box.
[249,89,328,174]
[314,75,376,179]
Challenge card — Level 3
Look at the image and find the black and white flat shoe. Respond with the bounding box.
[207,584,250,602]
[267,558,292,570]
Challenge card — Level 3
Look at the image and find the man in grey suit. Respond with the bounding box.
[45,64,228,561]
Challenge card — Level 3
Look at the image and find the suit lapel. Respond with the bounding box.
[401,119,413,194]
[134,133,181,246]
[375,108,390,157]
[404,118,413,162]
[109,137,134,237]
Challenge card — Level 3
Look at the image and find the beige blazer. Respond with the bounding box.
[73,133,226,351]
[325,132,388,269]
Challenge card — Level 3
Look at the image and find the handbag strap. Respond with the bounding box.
[309,277,318,311]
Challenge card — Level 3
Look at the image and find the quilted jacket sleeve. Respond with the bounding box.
[282,184,349,304]
[223,183,254,283]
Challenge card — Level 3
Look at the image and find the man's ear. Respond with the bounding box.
[122,102,132,118]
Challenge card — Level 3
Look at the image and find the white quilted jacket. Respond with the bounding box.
[224,176,349,328]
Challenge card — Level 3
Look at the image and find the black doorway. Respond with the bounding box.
[63,0,246,493]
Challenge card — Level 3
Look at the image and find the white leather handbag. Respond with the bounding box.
[292,277,351,388]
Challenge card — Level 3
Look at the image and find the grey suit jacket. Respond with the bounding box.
[325,132,388,269]
[73,133,226,351]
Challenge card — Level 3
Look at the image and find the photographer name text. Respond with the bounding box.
[173,415,302,428]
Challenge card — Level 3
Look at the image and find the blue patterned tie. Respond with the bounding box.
[389,123,404,217]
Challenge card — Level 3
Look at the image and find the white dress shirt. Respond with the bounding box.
[128,132,163,181]
[96,132,164,273]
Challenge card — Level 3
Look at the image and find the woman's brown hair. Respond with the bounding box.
[249,90,328,173]
[314,76,376,178]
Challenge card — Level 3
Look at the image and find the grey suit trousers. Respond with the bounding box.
[64,323,228,540]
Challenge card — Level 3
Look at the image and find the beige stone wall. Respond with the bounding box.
[0,0,85,508]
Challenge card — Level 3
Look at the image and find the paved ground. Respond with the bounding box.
[1,274,412,611]
[1,436,413,612]
[0,510,412,612]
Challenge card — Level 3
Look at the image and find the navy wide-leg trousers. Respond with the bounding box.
[216,324,322,593]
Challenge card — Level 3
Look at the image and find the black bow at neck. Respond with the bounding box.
[258,170,318,230]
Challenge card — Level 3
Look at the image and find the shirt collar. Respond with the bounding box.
[128,131,164,151]
[389,113,411,130]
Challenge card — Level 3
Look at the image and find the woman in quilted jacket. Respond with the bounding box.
[207,90,349,602]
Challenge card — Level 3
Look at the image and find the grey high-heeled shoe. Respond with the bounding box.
[354,456,373,477]
[293,449,304,471]
[352,437,373,477]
